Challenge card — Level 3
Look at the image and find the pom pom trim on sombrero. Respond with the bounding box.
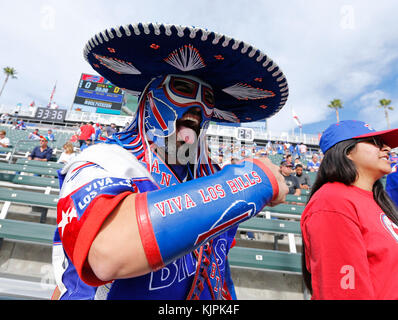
[83,22,289,123]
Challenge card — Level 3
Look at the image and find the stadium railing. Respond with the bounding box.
[0,147,13,162]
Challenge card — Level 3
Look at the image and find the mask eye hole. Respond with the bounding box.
[170,77,198,98]
[203,87,215,107]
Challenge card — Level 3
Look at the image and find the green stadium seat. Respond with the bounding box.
[0,172,59,192]
[228,246,302,274]
[261,203,305,219]
[285,194,308,203]
[15,159,64,170]
[238,217,301,235]
[0,189,58,209]
[0,219,55,245]
[0,162,58,177]
[11,174,59,189]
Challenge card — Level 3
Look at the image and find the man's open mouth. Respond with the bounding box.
[176,107,203,135]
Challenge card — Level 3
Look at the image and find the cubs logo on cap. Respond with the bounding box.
[320,120,398,153]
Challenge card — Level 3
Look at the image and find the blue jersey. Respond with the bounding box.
[52,143,236,300]
[386,164,398,208]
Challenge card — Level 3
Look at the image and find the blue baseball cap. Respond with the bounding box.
[319,120,398,153]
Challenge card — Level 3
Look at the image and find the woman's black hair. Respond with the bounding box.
[302,138,398,294]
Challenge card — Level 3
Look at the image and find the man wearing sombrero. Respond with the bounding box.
[52,23,289,300]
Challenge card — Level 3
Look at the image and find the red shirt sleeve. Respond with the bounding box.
[58,191,133,286]
[302,210,375,299]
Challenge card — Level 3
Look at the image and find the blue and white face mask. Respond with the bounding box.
[143,74,215,146]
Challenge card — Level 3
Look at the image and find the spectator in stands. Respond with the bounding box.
[266,140,273,154]
[0,113,9,123]
[57,142,76,164]
[299,142,307,156]
[276,141,284,154]
[301,120,398,299]
[46,129,55,141]
[78,121,95,148]
[280,160,301,196]
[80,139,93,151]
[93,123,103,141]
[0,130,10,147]
[307,153,321,172]
[284,153,293,165]
[390,151,398,164]
[105,123,117,138]
[16,120,26,130]
[386,164,398,208]
[295,164,311,190]
[28,136,53,161]
[294,143,301,158]
[28,128,40,140]
[231,157,240,164]
[294,156,303,167]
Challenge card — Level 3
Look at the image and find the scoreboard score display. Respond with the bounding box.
[71,74,124,115]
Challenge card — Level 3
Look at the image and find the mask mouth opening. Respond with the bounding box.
[176,107,203,137]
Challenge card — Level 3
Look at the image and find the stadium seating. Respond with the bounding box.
[239,217,301,235]
[0,147,13,162]
[285,194,307,203]
[15,159,64,169]
[0,219,55,246]
[261,203,305,220]
[228,246,302,274]
[10,174,59,189]
[0,188,58,224]
[0,162,59,177]
[0,188,58,209]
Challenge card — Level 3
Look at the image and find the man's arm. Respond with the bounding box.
[43,148,53,162]
[28,147,37,160]
[293,176,301,196]
[87,158,288,284]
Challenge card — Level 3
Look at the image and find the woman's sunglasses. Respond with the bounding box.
[358,137,386,149]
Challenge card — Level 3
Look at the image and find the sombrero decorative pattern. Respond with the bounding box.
[83,22,289,123]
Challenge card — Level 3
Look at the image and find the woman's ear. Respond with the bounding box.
[345,144,356,161]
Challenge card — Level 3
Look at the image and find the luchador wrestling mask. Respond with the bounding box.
[143,74,215,145]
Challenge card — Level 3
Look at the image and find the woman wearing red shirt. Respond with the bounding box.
[301,120,398,299]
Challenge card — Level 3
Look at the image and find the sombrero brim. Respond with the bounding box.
[83,23,289,123]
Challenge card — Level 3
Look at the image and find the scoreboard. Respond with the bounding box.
[71,74,124,115]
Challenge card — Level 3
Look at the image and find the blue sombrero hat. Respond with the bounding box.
[83,22,289,123]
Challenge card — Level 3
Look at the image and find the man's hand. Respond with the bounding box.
[256,157,289,207]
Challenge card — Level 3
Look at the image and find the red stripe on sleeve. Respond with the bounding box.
[135,192,164,271]
[73,191,133,286]
[244,158,279,201]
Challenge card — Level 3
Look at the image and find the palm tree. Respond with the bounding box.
[0,67,18,97]
[328,99,343,123]
[377,99,394,129]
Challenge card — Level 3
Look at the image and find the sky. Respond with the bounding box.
[0,0,397,135]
